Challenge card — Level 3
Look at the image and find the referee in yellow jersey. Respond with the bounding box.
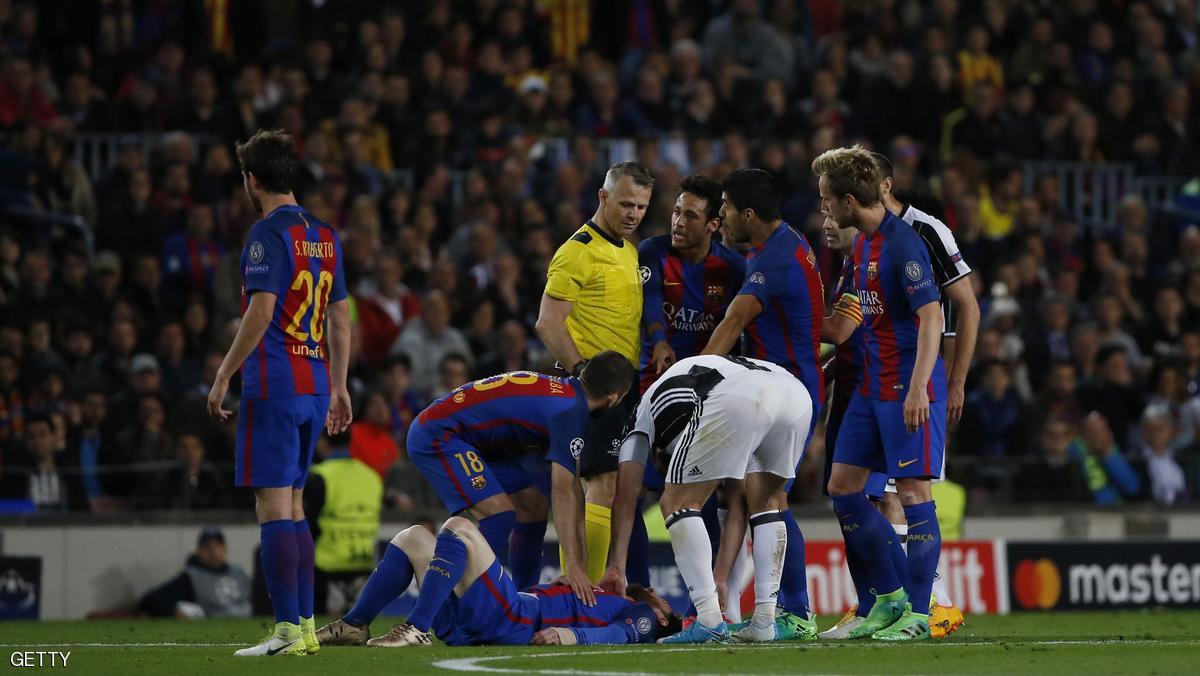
[536,161,653,583]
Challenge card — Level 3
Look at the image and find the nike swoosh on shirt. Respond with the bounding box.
[908,520,929,529]
[898,459,918,468]
[664,281,682,286]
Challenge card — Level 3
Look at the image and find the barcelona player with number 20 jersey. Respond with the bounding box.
[208,130,353,657]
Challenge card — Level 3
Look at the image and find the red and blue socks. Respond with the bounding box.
[260,519,300,625]
[509,520,547,589]
[902,501,940,615]
[832,493,902,597]
[343,543,414,627]
[407,529,469,632]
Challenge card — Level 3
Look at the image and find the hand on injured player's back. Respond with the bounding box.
[650,340,676,374]
[599,566,626,597]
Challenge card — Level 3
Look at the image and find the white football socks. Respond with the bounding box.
[667,509,723,627]
[749,510,788,629]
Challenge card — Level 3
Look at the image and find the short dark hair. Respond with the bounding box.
[236,129,300,194]
[603,161,655,191]
[721,168,781,221]
[385,354,412,372]
[678,174,723,222]
[579,350,633,399]
[870,151,894,179]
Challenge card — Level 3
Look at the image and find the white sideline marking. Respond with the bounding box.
[431,641,1200,674]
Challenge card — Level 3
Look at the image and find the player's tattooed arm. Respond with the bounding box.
[701,294,762,356]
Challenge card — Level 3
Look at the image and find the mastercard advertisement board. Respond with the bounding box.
[1007,541,1200,611]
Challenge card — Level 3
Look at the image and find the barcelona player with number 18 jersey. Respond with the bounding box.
[207,130,353,657]
[407,352,632,602]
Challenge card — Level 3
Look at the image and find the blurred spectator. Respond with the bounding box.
[1069,412,1142,506]
[433,353,471,401]
[1139,406,1189,505]
[138,528,251,619]
[354,251,421,367]
[960,360,1024,456]
[348,390,399,480]
[162,203,223,301]
[154,433,231,510]
[1080,346,1146,450]
[1015,416,1090,503]
[394,290,472,397]
[16,413,81,511]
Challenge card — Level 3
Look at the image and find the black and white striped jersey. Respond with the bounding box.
[620,355,781,464]
[899,203,973,337]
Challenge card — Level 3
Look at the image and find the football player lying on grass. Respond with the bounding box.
[316,516,683,647]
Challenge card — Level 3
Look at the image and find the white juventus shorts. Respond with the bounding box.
[666,368,813,484]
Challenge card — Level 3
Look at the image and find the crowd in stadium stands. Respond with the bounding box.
[0,0,1198,513]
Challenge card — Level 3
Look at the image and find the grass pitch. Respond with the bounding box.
[2,611,1197,674]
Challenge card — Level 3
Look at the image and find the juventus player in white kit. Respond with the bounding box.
[600,355,814,644]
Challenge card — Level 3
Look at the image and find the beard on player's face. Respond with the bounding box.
[243,174,262,213]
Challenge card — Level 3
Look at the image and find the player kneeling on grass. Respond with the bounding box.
[315,517,681,647]
[601,355,813,644]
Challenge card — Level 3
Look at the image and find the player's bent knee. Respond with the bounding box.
[442,515,478,535]
[393,525,435,555]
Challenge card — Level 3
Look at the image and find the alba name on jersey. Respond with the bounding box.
[853,212,947,401]
[637,235,745,392]
[738,222,825,404]
[240,204,347,400]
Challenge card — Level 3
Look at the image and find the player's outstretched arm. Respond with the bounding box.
[601,459,647,595]
[551,461,595,606]
[207,291,276,420]
[712,479,747,611]
[903,301,944,433]
[536,293,586,373]
[941,278,979,422]
[701,295,762,356]
[325,298,353,434]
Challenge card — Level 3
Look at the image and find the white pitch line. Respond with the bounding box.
[431,640,1200,675]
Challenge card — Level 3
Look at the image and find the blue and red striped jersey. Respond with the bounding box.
[416,372,590,471]
[831,258,865,402]
[240,204,347,400]
[738,222,825,405]
[637,235,745,393]
[853,212,947,401]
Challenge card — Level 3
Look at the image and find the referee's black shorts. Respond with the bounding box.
[578,367,641,478]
